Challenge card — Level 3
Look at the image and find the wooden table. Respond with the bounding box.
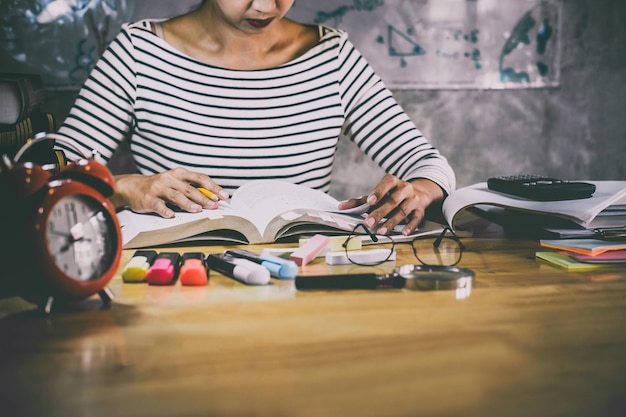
[1,232,626,417]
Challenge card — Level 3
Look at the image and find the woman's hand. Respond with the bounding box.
[338,174,444,236]
[110,168,229,218]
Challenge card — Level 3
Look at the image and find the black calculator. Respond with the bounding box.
[487,175,596,201]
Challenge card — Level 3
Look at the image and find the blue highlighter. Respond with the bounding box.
[224,249,299,279]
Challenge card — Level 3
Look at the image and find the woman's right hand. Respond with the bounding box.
[111,168,229,218]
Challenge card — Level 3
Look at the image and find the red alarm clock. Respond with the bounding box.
[0,133,121,313]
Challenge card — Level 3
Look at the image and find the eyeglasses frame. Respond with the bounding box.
[342,223,465,267]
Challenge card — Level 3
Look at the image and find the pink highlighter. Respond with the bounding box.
[290,234,329,266]
[146,252,181,285]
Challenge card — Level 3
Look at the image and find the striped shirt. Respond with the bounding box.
[56,20,455,195]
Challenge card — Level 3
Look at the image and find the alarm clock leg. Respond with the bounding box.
[98,287,115,305]
[43,296,55,314]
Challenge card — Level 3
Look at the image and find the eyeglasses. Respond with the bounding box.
[342,223,465,267]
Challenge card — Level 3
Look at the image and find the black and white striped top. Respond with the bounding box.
[56,20,455,194]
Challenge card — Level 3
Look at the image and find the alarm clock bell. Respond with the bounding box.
[0,133,122,313]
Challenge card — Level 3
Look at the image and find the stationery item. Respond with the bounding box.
[296,264,474,295]
[535,252,623,271]
[487,175,595,201]
[224,249,299,279]
[540,239,626,257]
[594,227,626,241]
[325,249,396,265]
[146,252,181,285]
[179,252,208,286]
[562,250,626,264]
[122,250,157,282]
[299,235,362,252]
[196,187,218,201]
[206,254,270,285]
[290,234,329,266]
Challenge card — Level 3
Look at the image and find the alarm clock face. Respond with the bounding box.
[46,194,119,281]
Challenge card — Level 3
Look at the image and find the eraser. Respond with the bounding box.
[180,252,208,286]
[122,250,157,282]
[290,234,329,266]
[299,235,362,252]
[146,252,181,285]
[325,249,396,265]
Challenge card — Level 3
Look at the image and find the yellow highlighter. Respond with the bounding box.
[197,187,219,201]
[122,250,158,283]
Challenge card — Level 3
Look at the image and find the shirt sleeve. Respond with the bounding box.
[55,23,138,162]
[336,33,456,195]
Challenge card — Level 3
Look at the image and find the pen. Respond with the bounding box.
[224,249,299,279]
[206,253,270,285]
[197,187,219,201]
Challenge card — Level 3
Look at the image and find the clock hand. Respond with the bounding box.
[58,235,93,254]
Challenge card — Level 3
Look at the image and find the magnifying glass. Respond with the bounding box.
[295,264,475,294]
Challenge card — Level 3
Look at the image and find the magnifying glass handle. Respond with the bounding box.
[295,273,402,290]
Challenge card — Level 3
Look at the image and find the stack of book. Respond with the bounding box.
[442,180,626,236]
[440,180,626,271]
[0,72,55,160]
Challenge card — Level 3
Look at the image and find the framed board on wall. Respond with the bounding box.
[288,0,561,89]
[0,0,560,90]
[0,0,200,89]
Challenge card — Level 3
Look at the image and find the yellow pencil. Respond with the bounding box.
[197,187,219,201]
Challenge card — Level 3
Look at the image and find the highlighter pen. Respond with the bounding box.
[179,252,208,286]
[224,249,299,279]
[122,250,157,282]
[146,252,181,285]
[206,254,270,285]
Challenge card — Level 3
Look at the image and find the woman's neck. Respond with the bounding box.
[161,6,318,70]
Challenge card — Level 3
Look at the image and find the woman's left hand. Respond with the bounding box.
[338,174,444,236]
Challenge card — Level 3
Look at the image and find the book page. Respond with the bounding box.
[443,181,626,229]
[117,180,371,247]
[118,204,244,247]
[230,180,359,235]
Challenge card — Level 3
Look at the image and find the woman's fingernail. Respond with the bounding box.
[377,227,388,235]
[367,195,377,205]
[219,190,229,200]
[365,217,375,228]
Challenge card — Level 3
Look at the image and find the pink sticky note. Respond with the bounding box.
[290,234,329,266]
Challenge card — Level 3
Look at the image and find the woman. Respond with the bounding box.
[56,0,455,236]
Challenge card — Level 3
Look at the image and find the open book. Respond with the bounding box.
[442,181,626,234]
[119,179,443,249]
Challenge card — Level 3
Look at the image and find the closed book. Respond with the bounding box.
[0,73,46,125]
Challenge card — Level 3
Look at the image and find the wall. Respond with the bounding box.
[1,0,624,201]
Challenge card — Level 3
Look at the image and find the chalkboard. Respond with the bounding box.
[1,0,560,90]
[288,0,561,89]
[0,0,197,88]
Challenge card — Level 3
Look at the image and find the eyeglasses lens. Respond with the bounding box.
[413,237,462,266]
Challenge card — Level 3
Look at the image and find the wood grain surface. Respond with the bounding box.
[1,236,625,417]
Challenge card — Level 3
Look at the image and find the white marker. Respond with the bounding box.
[206,254,270,285]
